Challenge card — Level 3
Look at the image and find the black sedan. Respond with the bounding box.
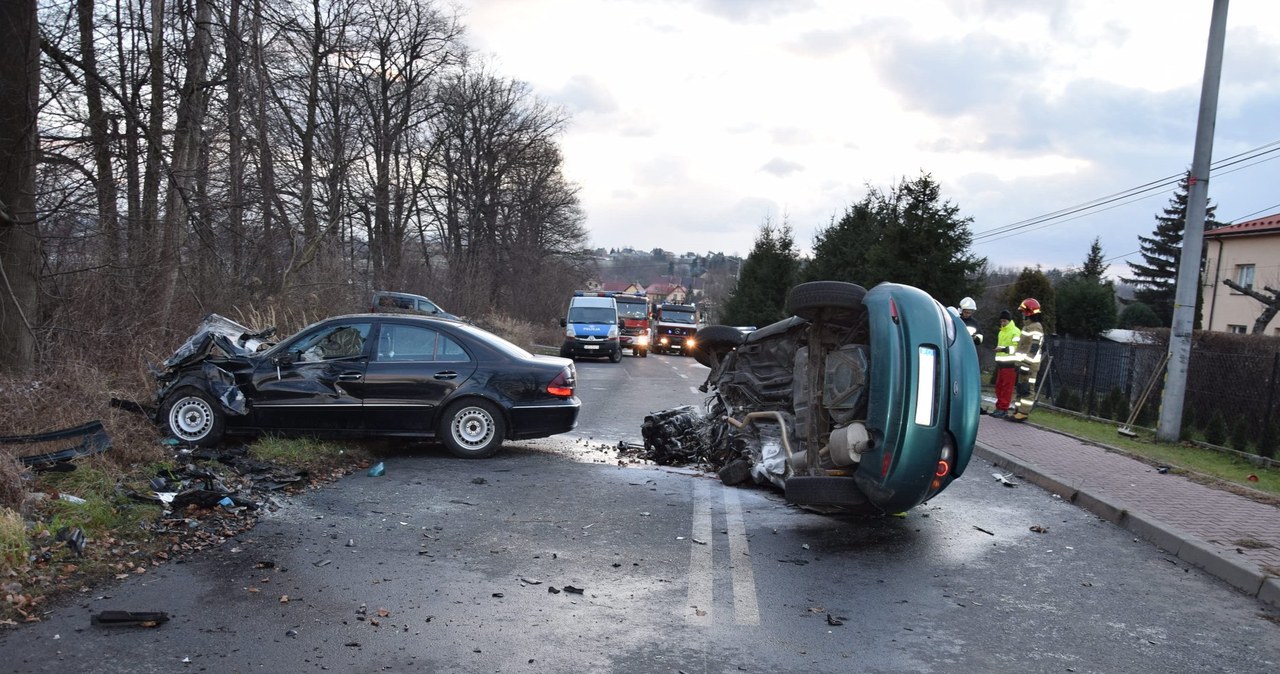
[152,313,580,458]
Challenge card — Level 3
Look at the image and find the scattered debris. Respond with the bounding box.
[520,577,542,585]
[471,477,487,485]
[1030,525,1049,534]
[826,614,845,626]
[1157,466,1170,474]
[974,526,995,536]
[1248,474,1259,482]
[563,585,585,595]
[992,472,1017,487]
[367,462,385,477]
[55,527,86,556]
[492,593,504,598]
[2,420,112,469]
[91,611,169,628]
[547,587,561,594]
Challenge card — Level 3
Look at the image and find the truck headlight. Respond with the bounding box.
[636,334,649,345]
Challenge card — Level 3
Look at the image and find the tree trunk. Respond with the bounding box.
[225,0,245,283]
[78,0,120,264]
[156,0,212,326]
[0,0,41,372]
[139,0,164,280]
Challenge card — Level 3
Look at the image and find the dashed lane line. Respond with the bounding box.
[687,479,713,625]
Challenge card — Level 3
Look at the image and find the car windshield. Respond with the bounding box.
[662,310,696,324]
[451,322,532,360]
[568,307,616,324]
[616,302,648,319]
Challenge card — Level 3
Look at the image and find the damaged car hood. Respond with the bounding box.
[159,314,276,372]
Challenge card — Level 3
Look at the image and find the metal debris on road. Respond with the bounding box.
[974,526,995,536]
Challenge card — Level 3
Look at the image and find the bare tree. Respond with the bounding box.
[0,0,41,371]
[1222,278,1280,334]
[351,0,463,289]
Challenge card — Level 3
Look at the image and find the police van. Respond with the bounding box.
[559,293,622,363]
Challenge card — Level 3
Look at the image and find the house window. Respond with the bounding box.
[1236,264,1255,291]
[1228,324,1247,334]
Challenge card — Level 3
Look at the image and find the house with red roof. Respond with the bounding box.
[1203,212,1280,334]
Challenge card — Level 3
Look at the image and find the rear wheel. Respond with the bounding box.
[440,399,505,459]
[691,325,745,369]
[786,281,867,327]
[162,387,225,447]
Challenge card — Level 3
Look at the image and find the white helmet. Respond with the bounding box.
[959,297,977,312]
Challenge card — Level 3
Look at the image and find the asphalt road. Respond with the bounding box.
[2,352,1278,673]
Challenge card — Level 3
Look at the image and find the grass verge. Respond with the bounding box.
[1027,407,1280,500]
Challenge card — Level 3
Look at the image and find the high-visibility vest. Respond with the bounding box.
[994,321,1021,368]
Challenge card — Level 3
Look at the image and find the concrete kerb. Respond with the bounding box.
[974,440,1275,607]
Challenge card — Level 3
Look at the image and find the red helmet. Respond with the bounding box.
[1019,298,1041,316]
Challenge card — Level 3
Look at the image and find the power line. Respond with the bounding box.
[972,139,1280,243]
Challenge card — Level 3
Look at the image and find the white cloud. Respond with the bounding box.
[456,0,1280,268]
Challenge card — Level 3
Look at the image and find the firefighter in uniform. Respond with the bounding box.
[958,297,982,346]
[990,309,1021,419]
[1009,298,1045,422]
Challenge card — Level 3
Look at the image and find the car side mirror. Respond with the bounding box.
[273,352,296,367]
[618,319,625,329]
[559,318,567,328]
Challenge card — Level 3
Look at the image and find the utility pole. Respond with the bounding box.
[1158,0,1229,442]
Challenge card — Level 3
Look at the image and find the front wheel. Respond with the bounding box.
[609,348,623,363]
[162,387,225,447]
[440,399,505,459]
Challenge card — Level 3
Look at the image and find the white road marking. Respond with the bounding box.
[678,373,688,379]
[686,480,713,626]
[724,488,760,625]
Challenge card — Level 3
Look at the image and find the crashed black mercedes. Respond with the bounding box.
[152,314,580,458]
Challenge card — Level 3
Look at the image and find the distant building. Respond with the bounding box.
[1203,212,1280,334]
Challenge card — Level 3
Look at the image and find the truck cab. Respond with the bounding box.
[651,303,699,355]
[614,293,652,357]
[560,294,622,363]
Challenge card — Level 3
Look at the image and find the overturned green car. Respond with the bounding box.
[659,281,979,513]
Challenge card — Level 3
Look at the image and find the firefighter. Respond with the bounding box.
[958,297,982,346]
[1009,298,1045,422]
[990,309,1021,419]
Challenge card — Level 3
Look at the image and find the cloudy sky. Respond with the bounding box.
[454,0,1280,278]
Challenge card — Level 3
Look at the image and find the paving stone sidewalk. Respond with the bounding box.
[974,415,1280,607]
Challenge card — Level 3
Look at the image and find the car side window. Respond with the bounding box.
[417,299,439,315]
[375,324,439,362]
[438,334,470,362]
[294,323,371,362]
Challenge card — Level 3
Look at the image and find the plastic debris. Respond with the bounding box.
[563,585,585,594]
[1030,525,1049,534]
[1248,474,1259,482]
[91,611,169,627]
[1156,466,1170,474]
[57,493,87,505]
[973,526,995,536]
[992,472,1017,487]
[367,462,385,477]
[55,527,86,556]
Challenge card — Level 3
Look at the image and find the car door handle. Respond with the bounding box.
[337,373,363,381]
[433,371,458,380]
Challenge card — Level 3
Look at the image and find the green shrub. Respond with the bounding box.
[1230,418,1253,453]
[1202,409,1228,446]
[1055,388,1081,412]
[1259,419,1279,460]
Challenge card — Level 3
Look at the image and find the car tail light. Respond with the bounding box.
[546,367,575,397]
[889,297,899,324]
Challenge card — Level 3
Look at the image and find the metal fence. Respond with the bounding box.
[1038,335,1280,459]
